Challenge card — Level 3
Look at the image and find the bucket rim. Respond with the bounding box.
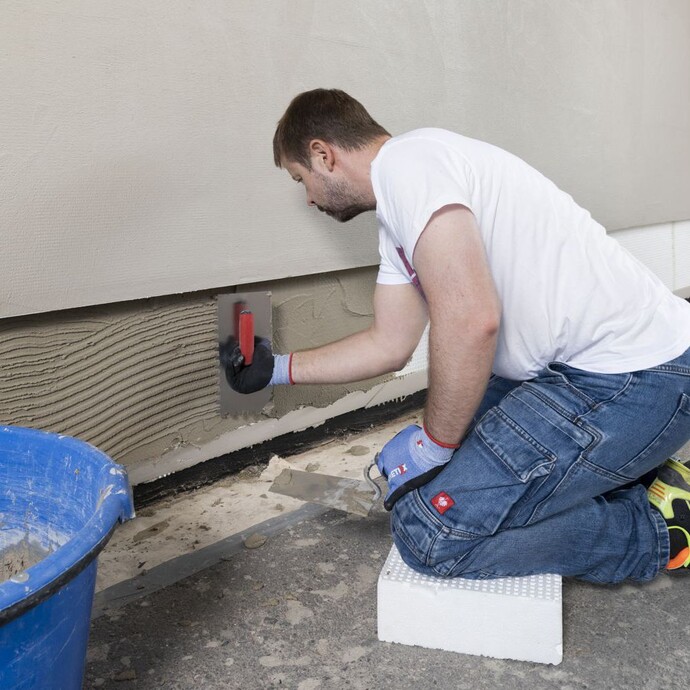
[0,426,135,623]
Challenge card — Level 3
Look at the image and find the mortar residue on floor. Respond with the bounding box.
[95,410,422,593]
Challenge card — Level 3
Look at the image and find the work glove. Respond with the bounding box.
[220,336,283,394]
[376,424,457,511]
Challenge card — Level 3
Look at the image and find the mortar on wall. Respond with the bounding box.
[0,266,399,482]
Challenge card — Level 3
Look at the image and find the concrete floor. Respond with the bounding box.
[84,420,690,690]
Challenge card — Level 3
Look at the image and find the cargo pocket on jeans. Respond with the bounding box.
[477,407,556,481]
[425,407,556,541]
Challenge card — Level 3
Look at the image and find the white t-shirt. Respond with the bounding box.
[371,128,690,380]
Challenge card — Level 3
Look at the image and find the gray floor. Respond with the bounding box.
[85,499,689,690]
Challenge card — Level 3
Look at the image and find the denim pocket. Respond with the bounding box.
[475,407,556,483]
[420,407,555,542]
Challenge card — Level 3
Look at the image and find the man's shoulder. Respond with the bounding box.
[375,128,496,168]
[385,127,465,149]
[374,128,461,173]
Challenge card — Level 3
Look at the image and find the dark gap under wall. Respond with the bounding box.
[133,390,426,508]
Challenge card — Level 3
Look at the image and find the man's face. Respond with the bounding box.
[283,159,370,223]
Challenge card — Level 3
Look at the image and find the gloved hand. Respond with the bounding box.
[376,424,457,511]
[220,336,275,394]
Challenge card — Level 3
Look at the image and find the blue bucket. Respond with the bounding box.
[0,426,135,690]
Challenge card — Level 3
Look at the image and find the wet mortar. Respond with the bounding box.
[1,536,53,582]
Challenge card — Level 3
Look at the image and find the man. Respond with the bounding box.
[223,88,690,583]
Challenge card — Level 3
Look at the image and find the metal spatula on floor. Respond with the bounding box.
[269,459,385,517]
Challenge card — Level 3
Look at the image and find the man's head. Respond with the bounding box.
[273,89,390,222]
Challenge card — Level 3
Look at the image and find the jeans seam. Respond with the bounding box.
[578,454,628,483]
[648,504,670,577]
[525,453,588,525]
[407,492,472,570]
[547,362,594,412]
[648,365,690,375]
[431,536,483,577]
[394,521,429,567]
[546,362,598,408]
[485,407,557,463]
[515,390,592,448]
[615,394,690,478]
[393,493,438,566]
[527,383,603,451]
[575,372,634,421]
[524,383,579,424]
[412,489,444,528]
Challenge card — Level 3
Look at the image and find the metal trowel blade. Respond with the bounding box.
[269,469,384,517]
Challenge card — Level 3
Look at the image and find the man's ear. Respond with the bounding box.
[309,139,336,172]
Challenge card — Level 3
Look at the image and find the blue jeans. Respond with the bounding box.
[391,348,690,584]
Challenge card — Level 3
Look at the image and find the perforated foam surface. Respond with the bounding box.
[380,544,562,601]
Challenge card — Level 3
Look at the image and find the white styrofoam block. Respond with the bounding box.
[378,545,563,665]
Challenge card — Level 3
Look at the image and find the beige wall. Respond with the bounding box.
[2,0,689,319]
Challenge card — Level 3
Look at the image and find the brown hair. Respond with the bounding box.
[273,89,390,169]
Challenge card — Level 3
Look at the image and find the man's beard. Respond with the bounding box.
[315,174,372,223]
[317,203,370,223]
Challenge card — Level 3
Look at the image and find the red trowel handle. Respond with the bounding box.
[238,310,255,365]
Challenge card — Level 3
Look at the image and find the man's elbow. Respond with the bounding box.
[482,310,501,340]
[389,352,413,373]
[375,345,413,374]
[465,306,501,345]
[369,325,423,374]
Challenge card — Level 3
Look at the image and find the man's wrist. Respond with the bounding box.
[422,422,460,450]
[410,425,456,468]
[269,353,294,386]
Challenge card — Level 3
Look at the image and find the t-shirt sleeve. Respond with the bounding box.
[376,224,411,285]
[374,137,476,261]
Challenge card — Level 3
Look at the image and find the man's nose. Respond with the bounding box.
[306,192,315,206]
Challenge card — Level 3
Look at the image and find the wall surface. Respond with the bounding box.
[2,0,689,318]
[0,268,381,474]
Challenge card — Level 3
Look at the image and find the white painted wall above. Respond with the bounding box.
[2,1,689,318]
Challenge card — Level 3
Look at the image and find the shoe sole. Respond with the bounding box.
[648,458,690,569]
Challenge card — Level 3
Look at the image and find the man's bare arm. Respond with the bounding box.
[290,282,428,384]
[413,204,500,446]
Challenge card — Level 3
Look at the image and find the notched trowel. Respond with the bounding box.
[269,459,386,517]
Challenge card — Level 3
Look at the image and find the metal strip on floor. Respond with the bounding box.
[92,502,329,619]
